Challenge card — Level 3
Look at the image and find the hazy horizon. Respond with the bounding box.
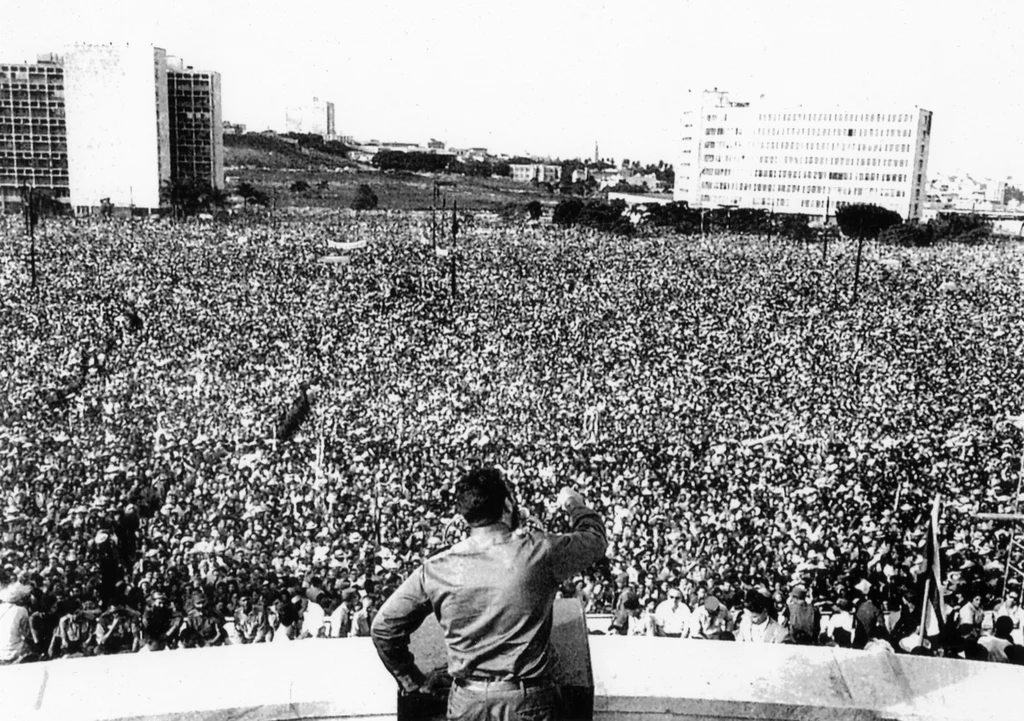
[2,0,1021,181]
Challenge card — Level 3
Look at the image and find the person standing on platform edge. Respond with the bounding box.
[371,467,607,721]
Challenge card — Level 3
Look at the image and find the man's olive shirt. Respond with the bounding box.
[371,505,607,691]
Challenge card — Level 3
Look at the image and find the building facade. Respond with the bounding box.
[510,163,562,183]
[62,43,171,211]
[284,97,335,138]
[927,173,1006,213]
[1,44,226,212]
[168,60,224,189]
[0,54,68,210]
[675,90,932,220]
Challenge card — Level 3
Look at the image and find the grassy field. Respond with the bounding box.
[225,134,557,212]
[228,168,557,213]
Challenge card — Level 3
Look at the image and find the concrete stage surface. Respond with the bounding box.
[3,605,1022,721]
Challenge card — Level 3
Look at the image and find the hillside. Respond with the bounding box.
[223,134,558,212]
[224,133,357,171]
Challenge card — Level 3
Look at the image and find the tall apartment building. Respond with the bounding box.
[0,54,68,210]
[1,43,225,212]
[168,59,224,189]
[285,97,335,138]
[62,43,171,211]
[675,90,932,220]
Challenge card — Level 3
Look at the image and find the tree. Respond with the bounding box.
[879,223,934,247]
[526,201,542,221]
[352,184,379,211]
[373,150,452,173]
[929,212,991,243]
[237,181,270,208]
[835,203,903,240]
[553,198,584,226]
[290,180,311,193]
[161,178,228,217]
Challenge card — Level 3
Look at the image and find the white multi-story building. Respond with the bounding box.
[284,97,335,138]
[63,43,171,211]
[675,90,932,220]
[509,163,561,183]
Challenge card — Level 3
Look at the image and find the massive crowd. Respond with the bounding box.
[1,209,1023,664]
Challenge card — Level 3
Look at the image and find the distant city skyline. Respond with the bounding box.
[2,0,1021,181]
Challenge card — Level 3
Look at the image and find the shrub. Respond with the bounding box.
[352,184,379,211]
[553,198,584,226]
[526,201,543,221]
[290,180,311,193]
[930,213,991,243]
[879,223,934,247]
[835,203,903,240]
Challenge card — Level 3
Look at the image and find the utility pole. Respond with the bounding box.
[450,200,458,298]
[431,182,438,251]
[22,185,37,290]
[852,233,865,304]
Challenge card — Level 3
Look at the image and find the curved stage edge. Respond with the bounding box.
[4,600,1023,721]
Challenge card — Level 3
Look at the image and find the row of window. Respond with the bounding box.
[757,112,917,123]
[0,147,68,156]
[757,126,914,138]
[760,142,913,154]
[0,134,66,141]
[1,100,65,107]
[759,156,910,168]
[754,169,908,183]
[697,181,907,198]
[0,82,64,90]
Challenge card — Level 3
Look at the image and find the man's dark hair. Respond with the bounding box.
[455,468,509,526]
[994,615,1015,640]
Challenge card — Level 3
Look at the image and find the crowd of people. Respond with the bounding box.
[1,208,1023,664]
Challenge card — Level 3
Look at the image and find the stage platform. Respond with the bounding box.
[4,601,1022,721]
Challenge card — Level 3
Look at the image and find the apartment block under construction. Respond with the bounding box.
[0,43,223,212]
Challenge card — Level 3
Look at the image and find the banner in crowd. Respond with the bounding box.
[328,240,368,251]
[318,256,351,265]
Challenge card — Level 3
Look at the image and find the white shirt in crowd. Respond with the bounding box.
[0,602,30,662]
[653,597,691,637]
[299,600,326,638]
[825,609,856,643]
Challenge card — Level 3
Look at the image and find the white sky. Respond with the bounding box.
[2,0,1021,179]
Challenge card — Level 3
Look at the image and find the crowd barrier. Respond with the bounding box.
[4,606,1024,721]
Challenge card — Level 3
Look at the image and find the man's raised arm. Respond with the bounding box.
[547,486,607,581]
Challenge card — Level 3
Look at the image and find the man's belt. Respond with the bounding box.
[453,676,552,692]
